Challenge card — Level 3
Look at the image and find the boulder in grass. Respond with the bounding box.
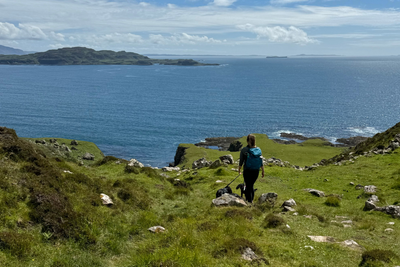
[83,152,95,160]
[258,193,278,206]
[209,159,222,169]
[192,158,211,169]
[308,236,336,243]
[219,154,234,165]
[282,198,296,207]
[364,185,377,193]
[212,193,247,207]
[71,140,78,146]
[162,166,180,172]
[304,188,325,197]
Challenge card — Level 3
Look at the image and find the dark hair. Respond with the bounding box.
[247,134,256,147]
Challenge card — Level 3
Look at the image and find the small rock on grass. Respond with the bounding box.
[148,226,166,233]
[308,236,335,243]
[100,193,113,205]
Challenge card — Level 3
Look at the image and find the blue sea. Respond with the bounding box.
[1,56,400,167]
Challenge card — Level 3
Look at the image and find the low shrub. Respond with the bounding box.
[325,196,341,207]
[214,168,229,176]
[0,231,33,258]
[94,155,120,166]
[359,249,397,266]
[263,214,285,228]
[125,165,139,174]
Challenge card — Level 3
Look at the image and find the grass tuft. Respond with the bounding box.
[262,214,285,228]
[359,249,397,266]
[324,196,341,207]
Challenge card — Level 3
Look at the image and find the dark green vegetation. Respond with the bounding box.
[0,47,217,66]
[0,123,400,266]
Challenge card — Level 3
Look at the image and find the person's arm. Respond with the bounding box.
[261,165,265,178]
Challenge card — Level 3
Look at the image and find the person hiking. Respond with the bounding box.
[238,134,264,203]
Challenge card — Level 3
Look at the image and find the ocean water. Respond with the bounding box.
[1,56,400,167]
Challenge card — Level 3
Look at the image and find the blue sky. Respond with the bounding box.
[0,0,399,55]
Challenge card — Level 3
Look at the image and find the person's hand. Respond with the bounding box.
[262,172,265,178]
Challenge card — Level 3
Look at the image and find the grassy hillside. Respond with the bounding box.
[0,126,400,266]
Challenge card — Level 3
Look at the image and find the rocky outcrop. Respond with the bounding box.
[258,193,278,206]
[192,158,211,169]
[209,159,222,169]
[282,199,296,208]
[83,152,95,160]
[162,166,180,172]
[71,140,78,146]
[174,146,188,166]
[195,137,240,151]
[336,136,368,146]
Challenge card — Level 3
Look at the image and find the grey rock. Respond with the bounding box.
[71,140,78,146]
[368,195,379,203]
[82,152,95,160]
[339,240,364,251]
[364,201,377,211]
[209,159,222,169]
[384,228,394,233]
[212,193,247,207]
[100,193,113,205]
[49,138,57,143]
[304,188,325,197]
[282,198,296,207]
[308,236,336,243]
[35,139,46,144]
[364,185,377,193]
[350,182,355,186]
[192,158,210,169]
[380,205,400,218]
[71,146,78,150]
[219,154,234,165]
[258,192,278,206]
[241,247,258,261]
[128,159,144,168]
[162,166,180,172]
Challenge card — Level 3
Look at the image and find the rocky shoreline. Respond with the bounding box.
[194,133,369,151]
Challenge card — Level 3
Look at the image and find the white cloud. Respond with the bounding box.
[270,0,311,5]
[237,24,318,45]
[50,31,65,42]
[86,33,143,44]
[0,22,47,40]
[213,0,237,7]
[149,33,224,45]
[139,2,150,7]
[312,33,381,39]
[167,3,177,8]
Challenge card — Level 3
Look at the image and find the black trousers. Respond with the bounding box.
[243,169,259,203]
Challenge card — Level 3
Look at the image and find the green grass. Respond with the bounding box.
[1,126,400,266]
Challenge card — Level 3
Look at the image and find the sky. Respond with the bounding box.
[0,0,399,56]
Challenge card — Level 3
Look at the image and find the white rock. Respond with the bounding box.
[128,159,144,168]
[384,228,394,233]
[308,236,336,243]
[215,180,224,183]
[241,247,258,261]
[100,193,113,205]
[343,225,352,228]
[63,170,73,174]
[293,212,298,216]
[339,240,363,251]
[148,226,166,233]
[286,224,291,229]
[388,222,395,225]
[304,246,314,250]
[341,220,353,224]
[212,193,247,207]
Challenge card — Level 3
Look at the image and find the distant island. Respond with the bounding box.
[294,54,341,57]
[0,47,218,66]
[0,45,31,55]
[266,56,287,58]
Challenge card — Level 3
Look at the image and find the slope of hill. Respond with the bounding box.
[0,47,217,66]
[0,45,28,55]
[0,124,399,266]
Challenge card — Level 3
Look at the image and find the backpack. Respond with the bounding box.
[245,147,263,170]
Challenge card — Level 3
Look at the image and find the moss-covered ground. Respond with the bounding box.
[0,127,399,267]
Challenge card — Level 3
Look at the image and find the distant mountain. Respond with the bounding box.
[0,45,28,55]
[0,47,217,66]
